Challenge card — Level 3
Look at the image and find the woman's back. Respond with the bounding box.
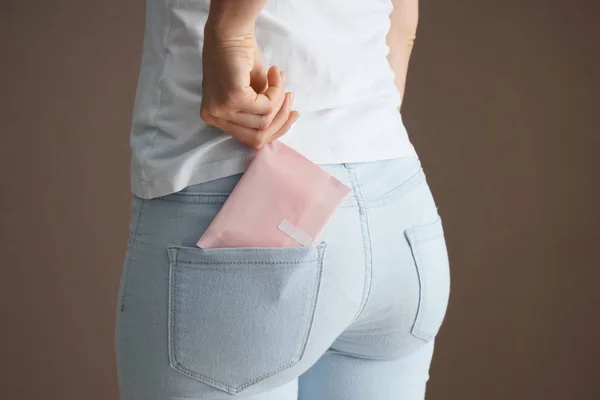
[131,0,416,199]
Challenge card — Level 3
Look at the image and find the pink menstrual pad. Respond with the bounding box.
[197,141,351,248]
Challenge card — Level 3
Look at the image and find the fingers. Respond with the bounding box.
[204,117,264,148]
[261,66,286,107]
[203,92,296,149]
[210,68,290,130]
[237,89,277,115]
[239,66,286,115]
[249,62,268,95]
[250,45,268,94]
[231,89,293,129]
[201,63,299,148]
[271,111,300,142]
[260,91,292,138]
[230,111,274,130]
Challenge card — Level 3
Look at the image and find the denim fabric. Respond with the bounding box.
[115,156,451,400]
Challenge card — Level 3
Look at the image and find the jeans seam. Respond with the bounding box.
[327,347,426,362]
[119,197,144,312]
[364,167,426,208]
[345,164,373,326]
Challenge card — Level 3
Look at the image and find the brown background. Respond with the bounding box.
[1,0,599,399]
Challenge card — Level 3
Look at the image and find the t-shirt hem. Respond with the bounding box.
[131,153,254,199]
[131,145,419,199]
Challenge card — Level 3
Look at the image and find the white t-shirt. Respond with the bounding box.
[130,0,418,199]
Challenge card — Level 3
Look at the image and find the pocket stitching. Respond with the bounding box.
[167,244,326,266]
[411,237,436,341]
[405,220,446,342]
[167,244,327,394]
[173,258,320,266]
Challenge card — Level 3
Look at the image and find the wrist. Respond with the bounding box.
[206,19,255,40]
[206,4,257,39]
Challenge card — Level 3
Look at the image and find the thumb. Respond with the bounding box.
[249,52,268,94]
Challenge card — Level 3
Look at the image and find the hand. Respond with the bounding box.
[200,31,299,149]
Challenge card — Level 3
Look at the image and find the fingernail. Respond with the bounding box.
[282,71,286,80]
[292,112,300,122]
[290,92,294,105]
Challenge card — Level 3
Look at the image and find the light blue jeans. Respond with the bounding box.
[115,156,451,400]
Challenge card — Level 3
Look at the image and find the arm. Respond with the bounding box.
[386,0,419,110]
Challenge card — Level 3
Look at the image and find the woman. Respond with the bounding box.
[115,0,451,399]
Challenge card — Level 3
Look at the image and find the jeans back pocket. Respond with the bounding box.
[405,217,451,342]
[166,243,326,395]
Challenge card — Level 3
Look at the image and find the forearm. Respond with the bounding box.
[386,0,418,109]
[206,0,268,37]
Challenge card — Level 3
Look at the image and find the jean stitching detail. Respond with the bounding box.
[157,198,360,208]
[295,244,326,360]
[156,192,359,208]
[174,259,318,266]
[167,247,178,375]
[414,235,444,244]
[405,229,435,342]
[364,168,426,208]
[165,244,326,266]
[412,239,431,341]
[167,244,327,394]
[157,199,228,205]
[119,197,145,312]
[327,347,415,362]
[345,165,373,326]
[173,193,227,196]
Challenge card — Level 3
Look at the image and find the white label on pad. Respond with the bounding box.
[278,219,313,247]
